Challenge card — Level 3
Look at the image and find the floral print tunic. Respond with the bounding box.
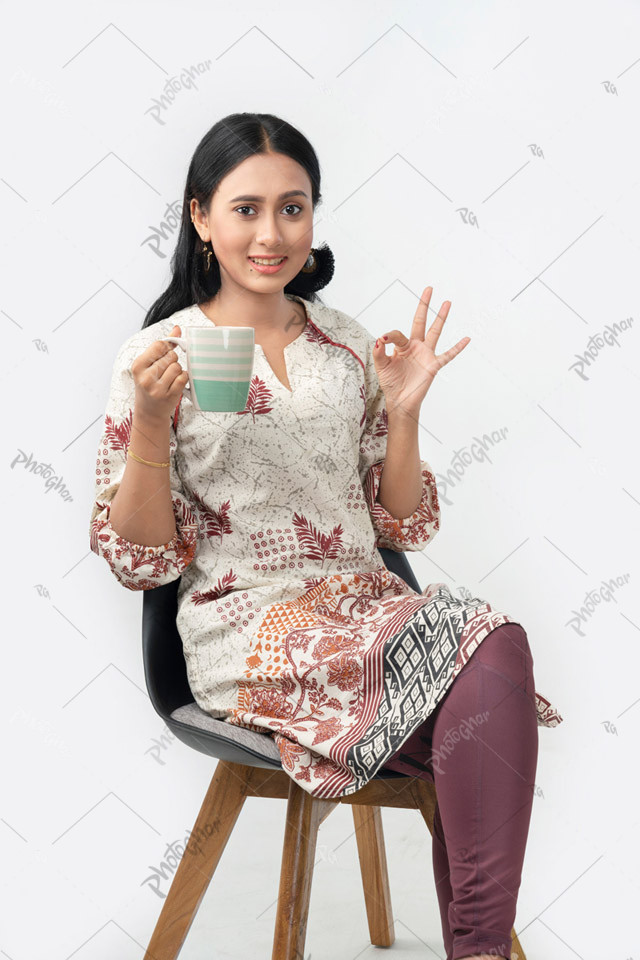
[90,294,563,799]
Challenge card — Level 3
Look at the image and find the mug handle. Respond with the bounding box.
[161,336,191,393]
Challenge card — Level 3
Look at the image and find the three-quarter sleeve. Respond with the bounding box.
[89,338,199,591]
[358,335,441,552]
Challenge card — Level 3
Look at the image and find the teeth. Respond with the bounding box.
[250,257,285,265]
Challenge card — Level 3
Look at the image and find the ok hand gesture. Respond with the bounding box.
[373,286,471,417]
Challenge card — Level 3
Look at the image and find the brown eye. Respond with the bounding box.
[234,204,303,217]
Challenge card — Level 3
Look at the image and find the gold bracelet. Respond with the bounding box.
[127,448,170,468]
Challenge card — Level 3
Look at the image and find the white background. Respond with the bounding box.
[3,1,639,957]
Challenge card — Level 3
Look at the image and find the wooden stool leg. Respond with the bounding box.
[271,781,336,960]
[352,804,395,947]
[510,929,527,960]
[143,760,252,960]
[411,779,527,960]
[410,777,437,836]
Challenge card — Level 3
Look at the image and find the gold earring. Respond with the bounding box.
[203,240,212,271]
[191,214,213,271]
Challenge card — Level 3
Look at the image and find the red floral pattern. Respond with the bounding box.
[104,410,132,451]
[364,460,441,552]
[236,375,274,421]
[292,513,346,565]
[90,497,198,592]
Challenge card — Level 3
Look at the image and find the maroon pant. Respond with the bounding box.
[381,622,538,960]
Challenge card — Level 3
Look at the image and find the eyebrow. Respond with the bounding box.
[228,190,309,203]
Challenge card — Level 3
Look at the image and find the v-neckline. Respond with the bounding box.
[257,296,309,394]
[194,295,310,396]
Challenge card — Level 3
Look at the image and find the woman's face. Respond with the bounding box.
[194,151,314,292]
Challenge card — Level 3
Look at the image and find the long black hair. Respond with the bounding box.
[141,112,335,330]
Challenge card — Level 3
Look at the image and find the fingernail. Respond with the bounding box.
[375,339,379,347]
[383,335,388,340]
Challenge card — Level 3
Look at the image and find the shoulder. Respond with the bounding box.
[302,298,376,363]
[111,304,200,372]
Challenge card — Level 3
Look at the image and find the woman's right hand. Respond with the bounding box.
[131,324,189,423]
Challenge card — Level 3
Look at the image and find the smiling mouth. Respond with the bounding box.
[248,256,288,264]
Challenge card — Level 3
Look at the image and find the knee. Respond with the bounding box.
[473,622,535,692]
[479,622,529,656]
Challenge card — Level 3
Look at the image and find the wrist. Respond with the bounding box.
[132,408,172,435]
[386,401,421,425]
[130,410,172,463]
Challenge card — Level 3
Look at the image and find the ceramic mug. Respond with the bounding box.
[161,326,255,412]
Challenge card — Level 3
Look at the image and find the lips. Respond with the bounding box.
[248,256,287,263]
[247,256,289,274]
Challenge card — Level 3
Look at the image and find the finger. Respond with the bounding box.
[373,337,395,366]
[154,343,178,370]
[424,299,452,352]
[145,343,181,384]
[157,351,180,376]
[149,323,182,363]
[377,330,410,353]
[144,336,180,368]
[410,286,433,340]
[435,336,471,367]
[156,362,188,393]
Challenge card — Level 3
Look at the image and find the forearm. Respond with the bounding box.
[108,411,177,546]
[375,408,423,520]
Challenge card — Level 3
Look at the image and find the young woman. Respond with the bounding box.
[90,112,563,960]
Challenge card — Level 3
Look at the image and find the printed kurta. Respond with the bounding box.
[90,294,563,799]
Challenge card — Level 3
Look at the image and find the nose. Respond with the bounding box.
[255,214,283,248]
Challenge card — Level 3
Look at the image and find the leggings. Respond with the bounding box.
[381,622,538,960]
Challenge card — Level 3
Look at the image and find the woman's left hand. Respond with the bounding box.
[373,285,471,416]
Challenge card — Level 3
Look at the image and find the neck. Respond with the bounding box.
[200,282,299,333]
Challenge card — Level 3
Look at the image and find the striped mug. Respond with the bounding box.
[161,326,255,412]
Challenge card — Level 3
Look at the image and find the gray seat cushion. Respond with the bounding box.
[171,702,282,763]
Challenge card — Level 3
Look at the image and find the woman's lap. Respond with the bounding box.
[382,621,536,778]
